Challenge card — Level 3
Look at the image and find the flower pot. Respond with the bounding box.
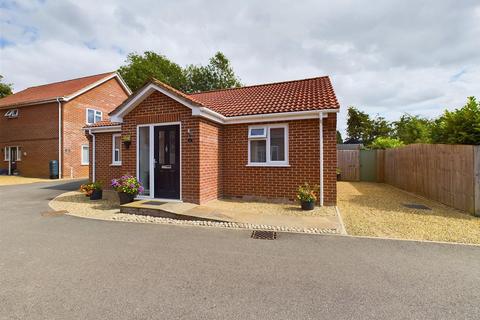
[89,189,103,200]
[337,173,341,180]
[118,192,135,205]
[301,200,315,210]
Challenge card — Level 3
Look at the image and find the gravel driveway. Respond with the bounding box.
[338,182,480,244]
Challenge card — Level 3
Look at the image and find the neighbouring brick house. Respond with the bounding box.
[85,76,339,205]
[0,72,131,178]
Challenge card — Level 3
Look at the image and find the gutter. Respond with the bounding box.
[57,98,62,179]
[87,129,96,182]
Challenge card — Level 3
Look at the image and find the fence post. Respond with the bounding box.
[475,146,480,217]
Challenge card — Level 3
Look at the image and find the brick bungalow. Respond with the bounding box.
[0,72,131,178]
[85,76,339,205]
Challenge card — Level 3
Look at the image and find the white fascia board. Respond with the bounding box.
[223,109,338,124]
[84,125,122,133]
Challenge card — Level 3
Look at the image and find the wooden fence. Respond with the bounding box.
[337,144,480,214]
[337,150,360,181]
[384,144,479,214]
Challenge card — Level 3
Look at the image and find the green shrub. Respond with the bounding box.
[369,137,404,149]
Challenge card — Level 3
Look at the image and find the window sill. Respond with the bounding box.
[110,163,122,167]
[81,163,89,166]
[246,163,290,167]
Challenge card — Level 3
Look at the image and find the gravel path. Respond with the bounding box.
[338,182,480,244]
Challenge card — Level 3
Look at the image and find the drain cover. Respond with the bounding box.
[143,201,165,206]
[251,230,277,240]
[403,203,431,210]
[41,210,68,217]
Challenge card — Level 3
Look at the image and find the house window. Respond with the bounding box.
[3,146,21,161]
[4,109,18,118]
[248,124,288,166]
[112,134,122,165]
[86,108,102,124]
[81,145,89,165]
[4,147,10,161]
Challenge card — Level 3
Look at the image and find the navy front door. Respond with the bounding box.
[153,125,180,199]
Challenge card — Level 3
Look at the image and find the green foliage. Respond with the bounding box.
[346,106,393,144]
[0,75,13,98]
[184,52,242,93]
[336,131,343,144]
[118,51,241,93]
[369,137,404,149]
[393,114,432,144]
[296,183,319,202]
[346,106,371,143]
[430,97,480,145]
[118,51,186,92]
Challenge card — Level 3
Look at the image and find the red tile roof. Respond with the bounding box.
[0,72,115,108]
[188,76,339,117]
[84,120,121,128]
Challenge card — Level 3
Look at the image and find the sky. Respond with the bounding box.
[1,0,479,135]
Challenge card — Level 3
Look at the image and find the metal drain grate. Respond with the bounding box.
[251,230,277,240]
[41,210,68,217]
[403,203,431,210]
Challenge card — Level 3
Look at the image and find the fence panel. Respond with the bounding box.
[337,150,360,181]
[384,144,475,213]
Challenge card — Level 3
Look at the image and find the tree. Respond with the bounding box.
[393,114,432,144]
[430,96,480,145]
[184,52,242,93]
[369,115,392,142]
[346,106,371,143]
[369,137,404,149]
[118,51,186,92]
[117,51,242,93]
[0,75,13,98]
[346,107,393,145]
[336,131,343,144]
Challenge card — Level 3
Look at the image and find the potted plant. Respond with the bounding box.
[336,168,341,180]
[122,135,132,149]
[80,181,103,200]
[296,183,318,210]
[111,175,144,205]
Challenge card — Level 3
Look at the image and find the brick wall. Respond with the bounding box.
[222,113,337,205]
[63,78,129,178]
[90,90,337,205]
[88,132,122,187]
[0,102,58,178]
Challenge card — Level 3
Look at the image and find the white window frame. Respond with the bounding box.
[86,108,103,125]
[112,134,122,166]
[15,147,21,161]
[4,147,10,161]
[81,144,89,165]
[4,109,18,118]
[3,146,21,161]
[247,124,289,167]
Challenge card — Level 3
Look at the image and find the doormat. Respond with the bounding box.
[403,203,432,210]
[143,201,166,206]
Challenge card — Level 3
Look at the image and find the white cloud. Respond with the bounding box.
[0,0,479,135]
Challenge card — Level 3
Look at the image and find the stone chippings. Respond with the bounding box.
[111,213,339,234]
